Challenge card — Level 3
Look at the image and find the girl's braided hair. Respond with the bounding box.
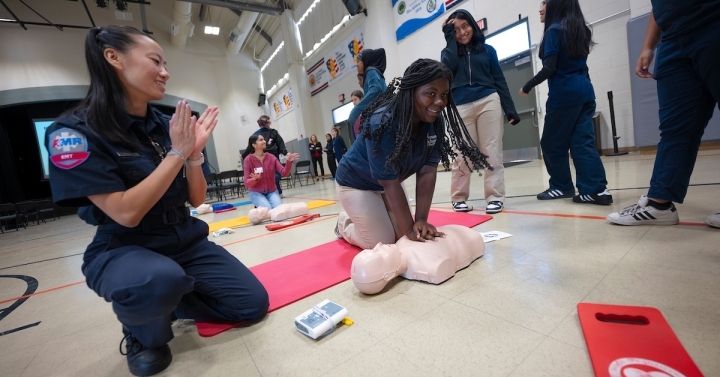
[359,58,492,174]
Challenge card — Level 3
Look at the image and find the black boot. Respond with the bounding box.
[120,331,172,376]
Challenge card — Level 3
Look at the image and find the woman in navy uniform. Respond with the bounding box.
[46,25,268,376]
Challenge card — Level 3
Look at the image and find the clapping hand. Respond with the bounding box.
[249,172,261,181]
[192,106,219,158]
[286,152,300,162]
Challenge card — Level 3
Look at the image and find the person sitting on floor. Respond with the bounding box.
[243,134,299,209]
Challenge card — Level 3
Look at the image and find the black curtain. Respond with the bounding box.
[0,101,79,204]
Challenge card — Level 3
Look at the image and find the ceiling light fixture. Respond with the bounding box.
[204,26,220,35]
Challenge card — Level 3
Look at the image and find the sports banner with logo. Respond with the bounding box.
[270,86,295,121]
[392,0,466,41]
[306,27,364,96]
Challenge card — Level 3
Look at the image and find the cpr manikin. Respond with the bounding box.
[350,225,485,294]
[248,202,309,225]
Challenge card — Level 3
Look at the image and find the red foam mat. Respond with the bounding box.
[196,210,492,336]
[577,303,703,377]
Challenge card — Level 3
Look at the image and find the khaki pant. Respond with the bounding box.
[335,183,407,250]
[451,92,505,204]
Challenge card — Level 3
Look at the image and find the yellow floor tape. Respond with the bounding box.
[206,200,336,232]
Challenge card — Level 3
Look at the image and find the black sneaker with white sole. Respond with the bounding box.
[573,189,613,205]
[537,188,575,200]
[485,201,503,214]
[452,201,473,212]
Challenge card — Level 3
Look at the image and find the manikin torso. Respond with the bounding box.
[350,225,485,294]
[248,202,309,225]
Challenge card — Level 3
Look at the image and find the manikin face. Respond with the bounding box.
[351,95,362,106]
[540,1,547,23]
[453,18,474,46]
[412,78,450,124]
[107,35,169,103]
[253,135,266,150]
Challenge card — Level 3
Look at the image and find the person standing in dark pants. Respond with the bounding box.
[242,115,288,196]
[520,0,612,205]
[331,127,347,163]
[607,0,720,227]
[324,133,337,179]
[309,134,325,180]
[46,26,268,376]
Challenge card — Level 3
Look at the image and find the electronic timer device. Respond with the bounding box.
[294,300,348,339]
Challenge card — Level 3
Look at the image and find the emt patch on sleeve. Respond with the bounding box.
[48,128,91,169]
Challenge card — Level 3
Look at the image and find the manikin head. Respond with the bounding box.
[248,206,270,224]
[351,242,407,294]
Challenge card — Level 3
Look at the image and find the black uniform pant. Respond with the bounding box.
[83,218,269,348]
[326,154,337,178]
[311,156,325,177]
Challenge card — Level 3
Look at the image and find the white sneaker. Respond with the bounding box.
[606,195,679,226]
[705,213,720,228]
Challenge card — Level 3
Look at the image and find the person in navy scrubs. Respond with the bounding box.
[607,0,720,227]
[46,25,268,376]
[331,127,348,163]
[520,0,612,205]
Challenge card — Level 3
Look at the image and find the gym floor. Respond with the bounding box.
[2,150,719,377]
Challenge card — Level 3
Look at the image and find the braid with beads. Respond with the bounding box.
[359,58,492,174]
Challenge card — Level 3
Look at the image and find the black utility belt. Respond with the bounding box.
[97,206,190,232]
[142,206,190,227]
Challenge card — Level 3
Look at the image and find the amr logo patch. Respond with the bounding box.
[48,128,90,169]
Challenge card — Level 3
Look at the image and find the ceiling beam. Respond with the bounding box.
[0,0,27,30]
[229,9,272,45]
[80,0,96,27]
[184,0,283,16]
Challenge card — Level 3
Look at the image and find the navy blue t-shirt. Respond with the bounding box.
[336,108,442,191]
[543,24,595,109]
[652,0,720,40]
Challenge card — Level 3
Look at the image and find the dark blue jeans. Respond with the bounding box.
[648,26,720,203]
[541,101,608,195]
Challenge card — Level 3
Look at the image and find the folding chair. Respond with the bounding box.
[0,203,24,232]
[292,160,315,187]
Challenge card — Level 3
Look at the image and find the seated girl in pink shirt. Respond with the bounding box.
[243,134,299,209]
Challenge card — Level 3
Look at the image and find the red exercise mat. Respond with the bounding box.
[577,303,703,377]
[196,210,492,337]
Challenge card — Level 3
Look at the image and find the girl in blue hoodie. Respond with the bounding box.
[441,9,520,215]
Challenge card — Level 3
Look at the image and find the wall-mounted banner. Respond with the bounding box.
[392,0,466,41]
[307,27,365,96]
[270,86,295,121]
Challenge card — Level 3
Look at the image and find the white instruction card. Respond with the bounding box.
[480,231,513,243]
